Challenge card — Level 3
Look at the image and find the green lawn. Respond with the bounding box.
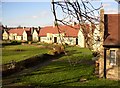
[6,46,118,87]
[2,45,49,64]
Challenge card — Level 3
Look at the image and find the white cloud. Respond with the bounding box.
[105,9,119,14]
[32,15,38,19]
[102,3,111,7]
[1,0,50,2]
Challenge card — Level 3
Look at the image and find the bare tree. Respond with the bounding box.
[51,0,103,53]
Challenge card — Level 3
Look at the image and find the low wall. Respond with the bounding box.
[2,54,54,77]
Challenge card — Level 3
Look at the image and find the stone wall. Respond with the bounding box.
[98,56,104,78]
[98,48,120,80]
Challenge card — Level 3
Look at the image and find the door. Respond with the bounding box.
[54,37,57,43]
[76,38,78,45]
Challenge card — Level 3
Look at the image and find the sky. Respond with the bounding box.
[1,0,119,27]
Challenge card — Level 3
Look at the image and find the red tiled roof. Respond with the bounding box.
[24,28,31,31]
[8,29,24,36]
[39,25,80,37]
[8,28,31,36]
[104,14,120,46]
[39,26,58,36]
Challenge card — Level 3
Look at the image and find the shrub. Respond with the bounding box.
[11,40,21,45]
[48,50,58,55]
[53,45,65,54]
[2,40,22,46]
[48,45,65,55]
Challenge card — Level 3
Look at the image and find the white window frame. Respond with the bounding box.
[109,49,117,66]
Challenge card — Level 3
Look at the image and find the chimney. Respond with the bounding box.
[23,27,26,29]
[37,26,41,30]
[5,25,7,29]
[53,21,58,27]
[31,27,34,34]
[99,9,104,52]
[100,9,104,32]
[53,21,55,27]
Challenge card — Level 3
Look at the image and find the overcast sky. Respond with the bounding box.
[1,0,119,27]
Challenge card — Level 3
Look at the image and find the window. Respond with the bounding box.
[110,50,116,65]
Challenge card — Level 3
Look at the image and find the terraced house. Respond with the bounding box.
[39,24,100,48]
[39,25,85,46]
[3,28,32,41]
[2,30,9,40]
[2,24,100,49]
[32,29,39,41]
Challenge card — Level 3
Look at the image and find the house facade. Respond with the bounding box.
[98,14,120,80]
[22,30,28,41]
[2,30,9,40]
[32,29,39,41]
[38,25,84,46]
[2,27,41,42]
[7,28,32,41]
[78,29,85,47]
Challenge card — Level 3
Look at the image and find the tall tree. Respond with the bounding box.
[51,0,103,52]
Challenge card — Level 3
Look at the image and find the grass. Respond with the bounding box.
[5,46,118,87]
[2,44,49,64]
